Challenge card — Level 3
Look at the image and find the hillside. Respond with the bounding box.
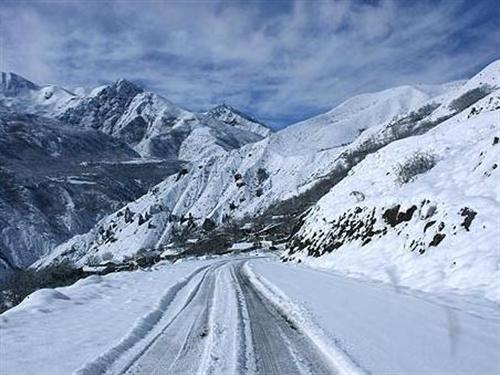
[284,62,500,302]
[0,74,270,271]
[37,61,500,269]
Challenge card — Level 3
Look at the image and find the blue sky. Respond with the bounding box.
[1,0,499,128]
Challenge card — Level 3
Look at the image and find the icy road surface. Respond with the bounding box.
[120,260,334,375]
[1,256,499,375]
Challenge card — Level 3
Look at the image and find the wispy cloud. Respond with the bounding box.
[1,0,499,127]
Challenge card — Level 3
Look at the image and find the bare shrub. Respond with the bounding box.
[395,152,437,184]
[202,218,216,232]
[449,86,492,113]
[101,252,114,262]
[256,168,269,184]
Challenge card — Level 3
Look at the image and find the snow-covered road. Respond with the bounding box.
[118,259,334,375]
[1,255,499,375]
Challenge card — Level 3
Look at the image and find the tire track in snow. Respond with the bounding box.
[229,263,257,375]
[242,261,368,375]
[73,261,219,375]
[236,262,337,375]
[80,258,360,375]
[163,267,219,375]
[199,261,254,375]
[119,261,228,375]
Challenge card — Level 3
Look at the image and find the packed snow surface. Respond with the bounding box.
[1,256,499,375]
[249,258,500,375]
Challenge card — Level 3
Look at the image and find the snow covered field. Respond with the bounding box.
[1,255,499,375]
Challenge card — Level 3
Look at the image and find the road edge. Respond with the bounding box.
[242,260,368,375]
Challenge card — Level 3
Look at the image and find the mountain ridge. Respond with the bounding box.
[37,59,499,269]
[0,73,271,271]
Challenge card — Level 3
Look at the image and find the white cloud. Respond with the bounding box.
[1,0,499,127]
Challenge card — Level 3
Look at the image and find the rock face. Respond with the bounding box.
[0,73,271,160]
[0,108,182,271]
[0,74,271,271]
[1,72,39,96]
[57,79,144,131]
[55,80,269,159]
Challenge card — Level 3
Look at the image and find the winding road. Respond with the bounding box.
[114,259,336,375]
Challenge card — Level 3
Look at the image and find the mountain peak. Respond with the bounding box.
[113,78,143,93]
[212,103,234,111]
[83,78,143,102]
[0,72,39,95]
[208,103,265,126]
[206,103,271,137]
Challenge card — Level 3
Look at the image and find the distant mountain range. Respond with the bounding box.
[1,60,499,299]
[0,72,270,271]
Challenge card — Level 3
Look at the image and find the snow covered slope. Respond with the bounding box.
[283,76,500,301]
[0,73,270,159]
[1,72,76,115]
[58,80,268,159]
[205,103,271,137]
[38,62,496,267]
[0,74,270,270]
[270,83,458,156]
[1,72,38,95]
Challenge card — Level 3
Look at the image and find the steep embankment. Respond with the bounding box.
[284,73,500,301]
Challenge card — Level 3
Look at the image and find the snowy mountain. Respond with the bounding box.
[0,74,270,159]
[58,84,268,159]
[1,72,39,95]
[37,61,500,269]
[0,74,271,271]
[0,107,183,272]
[1,72,75,115]
[283,61,500,302]
[270,83,460,156]
[205,103,271,137]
